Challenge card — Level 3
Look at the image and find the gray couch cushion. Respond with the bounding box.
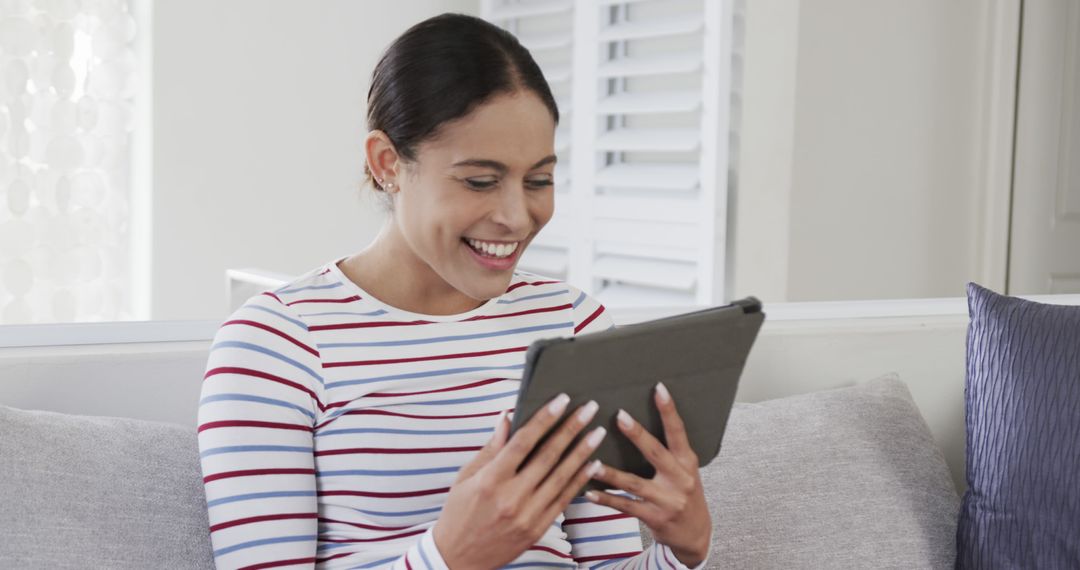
[643,374,960,569]
[0,405,214,569]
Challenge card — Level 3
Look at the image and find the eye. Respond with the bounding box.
[464,177,498,191]
[526,176,554,190]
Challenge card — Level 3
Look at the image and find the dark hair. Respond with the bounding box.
[365,13,559,191]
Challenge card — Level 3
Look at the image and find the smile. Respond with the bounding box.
[464,238,520,259]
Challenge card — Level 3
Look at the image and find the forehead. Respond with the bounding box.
[418,91,557,167]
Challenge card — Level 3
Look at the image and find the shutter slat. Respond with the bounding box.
[595,164,699,190]
[597,52,703,77]
[555,128,571,153]
[598,15,703,42]
[519,31,572,51]
[594,219,698,248]
[597,282,696,307]
[595,128,700,152]
[489,0,573,20]
[597,90,701,115]
[595,241,698,263]
[594,195,698,221]
[593,255,697,291]
[543,64,572,84]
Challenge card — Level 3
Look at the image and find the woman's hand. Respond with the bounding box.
[432,393,607,570]
[584,382,712,567]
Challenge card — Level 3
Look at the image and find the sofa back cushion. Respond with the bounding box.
[642,375,960,568]
[0,405,214,569]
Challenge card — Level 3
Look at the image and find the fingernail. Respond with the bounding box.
[586,426,607,448]
[548,393,570,415]
[585,491,599,502]
[496,410,507,426]
[586,459,603,477]
[656,381,671,404]
[617,409,633,430]
[577,400,598,422]
[507,411,514,422]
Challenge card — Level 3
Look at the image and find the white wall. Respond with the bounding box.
[150,0,478,321]
[734,0,1000,302]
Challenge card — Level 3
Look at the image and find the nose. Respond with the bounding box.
[490,182,531,234]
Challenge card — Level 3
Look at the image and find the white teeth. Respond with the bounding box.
[466,238,519,259]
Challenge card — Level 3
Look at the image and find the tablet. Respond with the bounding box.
[508,297,764,491]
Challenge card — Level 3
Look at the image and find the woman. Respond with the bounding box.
[198,13,712,570]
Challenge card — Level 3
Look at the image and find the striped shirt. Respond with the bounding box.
[198,255,709,570]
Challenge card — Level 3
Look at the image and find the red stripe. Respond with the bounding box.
[363,377,505,398]
[221,319,320,358]
[314,408,509,430]
[309,319,433,332]
[318,268,331,275]
[528,545,574,559]
[464,303,571,321]
[203,468,315,484]
[314,445,482,456]
[204,366,325,411]
[324,346,525,368]
[312,552,355,564]
[318,517,410,531]
[405,554,413,570]
[286,295,362,306]
[506,279,560,293]
[575,551,643,563]
[319,487,449,499]
[261,291,284,304]
[210,512,316,533]
[575,305,606,334]
[319,529,427,543]
[198,420,313,433]
[562,512,633,526]
[661,545,676,568]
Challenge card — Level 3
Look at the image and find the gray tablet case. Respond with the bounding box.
[509,298,764,491]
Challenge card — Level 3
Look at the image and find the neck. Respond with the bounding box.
[341,221,485,316]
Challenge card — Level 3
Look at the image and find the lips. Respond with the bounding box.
[463,238,520,259]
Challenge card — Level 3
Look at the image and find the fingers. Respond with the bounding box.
[489,393,572,476]
[654,382,698,466]
[516,399,601,489]
[455,409,510,483]
[587,461,690,512]
[615,408,680,475]
[532,422,606,504]
[583,485,662,524]
[540,456,605,523]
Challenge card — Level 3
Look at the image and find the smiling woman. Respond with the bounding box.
[196,12,712,570]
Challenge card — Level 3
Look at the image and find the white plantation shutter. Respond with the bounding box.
[482,0,740,307]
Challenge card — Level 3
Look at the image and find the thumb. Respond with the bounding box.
[455,410,510,482]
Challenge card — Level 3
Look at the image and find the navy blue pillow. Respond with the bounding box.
[957,283,1080,567]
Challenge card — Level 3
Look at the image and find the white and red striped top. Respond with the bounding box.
[197,255,708,570]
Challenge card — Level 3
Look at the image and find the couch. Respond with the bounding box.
[1,298,1001,568]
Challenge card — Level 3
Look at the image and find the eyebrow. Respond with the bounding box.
[450,155,558,173]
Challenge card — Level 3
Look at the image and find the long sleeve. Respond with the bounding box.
[566,288,712,570]
[198,293,327,569]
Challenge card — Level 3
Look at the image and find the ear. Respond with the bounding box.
[365,130,401,190]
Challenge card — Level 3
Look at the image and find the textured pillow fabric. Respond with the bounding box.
[0,405,214,569]
[956,283,1080,568]
[642,375,960,569]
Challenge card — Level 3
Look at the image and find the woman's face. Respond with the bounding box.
[392,90,557,301]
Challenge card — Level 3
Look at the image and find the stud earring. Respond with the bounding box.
[385,181,395,191]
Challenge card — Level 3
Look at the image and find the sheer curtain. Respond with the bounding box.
[0,0,137,324]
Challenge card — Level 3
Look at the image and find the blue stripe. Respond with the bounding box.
[317,322,571,349]
[404,389,519,406]
[592,558,631,568]
[298,309,387,317]
[325,364,523,390]
[498,289,570,304]
[206,490,316,508]
[316,427,494,438]
[199,393,315,419]
[570,532,641,545]
[318,466,461,477]
[354,506,443,517]
[246,304,308,330]
[345,555,401,569]
[572,291,587,308]
[213,534,315,557]
[210,340,324,385]
[200,445,312,458]
[276,282,343,294]
[418,534,435,568]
